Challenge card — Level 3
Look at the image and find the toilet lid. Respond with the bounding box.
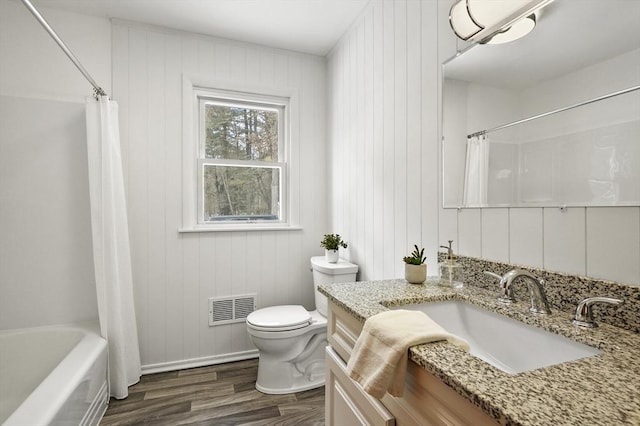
[247,305,311,331]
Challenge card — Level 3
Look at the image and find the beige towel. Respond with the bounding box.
[346,309,469,398]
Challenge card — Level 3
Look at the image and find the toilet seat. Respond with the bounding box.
[247,305,311,332]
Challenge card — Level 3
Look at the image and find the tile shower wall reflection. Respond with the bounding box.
[446,58,640,207]
[518,120,640,204]
[486,94,640,206]
[443,30,640,208]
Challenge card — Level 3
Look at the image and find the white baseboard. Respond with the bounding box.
[141,349,259,375]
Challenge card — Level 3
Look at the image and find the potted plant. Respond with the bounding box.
[320,234,348,263]
[403,245,427,284]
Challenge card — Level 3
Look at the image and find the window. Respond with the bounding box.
[195,88,289,227]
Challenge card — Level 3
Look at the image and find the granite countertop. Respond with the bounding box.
[319,279,640,426]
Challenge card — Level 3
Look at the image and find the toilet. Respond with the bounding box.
[246,256,358,394]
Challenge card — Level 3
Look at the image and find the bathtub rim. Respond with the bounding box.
[2,321,107,426]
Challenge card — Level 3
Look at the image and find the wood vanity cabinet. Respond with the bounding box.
[326,347,395,426]
[325,300,497,426]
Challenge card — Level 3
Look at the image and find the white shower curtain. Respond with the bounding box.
[86,96,141,399]
[463,134,490,206]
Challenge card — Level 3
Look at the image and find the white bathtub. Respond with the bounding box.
[0,322,108,426]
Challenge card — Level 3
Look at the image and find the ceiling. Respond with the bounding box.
[32,0,372,56]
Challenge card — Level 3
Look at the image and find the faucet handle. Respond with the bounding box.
[484,270,517,303]
[573,297,623,328]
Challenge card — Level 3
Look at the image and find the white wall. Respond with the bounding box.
[0,1,111,101]
[327,0,443,280]
[442,79,467,207]
[442,78,521,206]
[0,0,110,329]
[111,21,327,369]
[519,48,640,121]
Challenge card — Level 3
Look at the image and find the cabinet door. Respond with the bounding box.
[326,347,395,426]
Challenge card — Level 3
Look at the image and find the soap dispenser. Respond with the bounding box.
[439,240,463,289]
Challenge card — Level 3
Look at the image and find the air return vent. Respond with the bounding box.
[208,294,257,326]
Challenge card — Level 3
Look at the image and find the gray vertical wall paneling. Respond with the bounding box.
[112,22,327,368]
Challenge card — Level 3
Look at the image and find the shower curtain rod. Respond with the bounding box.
[467,85,640,139]
[20,0,107,97]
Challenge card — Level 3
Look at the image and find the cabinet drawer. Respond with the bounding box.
[327,302,363,363]
[326,346,395,426]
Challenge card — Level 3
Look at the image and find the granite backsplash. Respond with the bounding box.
[437,253,640,333]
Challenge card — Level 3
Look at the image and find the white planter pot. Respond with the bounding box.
[405,263,427,284]
[325,249,339,263]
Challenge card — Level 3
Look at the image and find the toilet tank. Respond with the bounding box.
[310,256,358,317]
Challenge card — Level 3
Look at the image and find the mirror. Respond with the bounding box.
[442,0,640,208]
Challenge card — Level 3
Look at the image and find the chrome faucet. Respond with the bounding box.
[572,297,623,328]
[484,269,552,315]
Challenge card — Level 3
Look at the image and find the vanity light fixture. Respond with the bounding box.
[449,0,550,45]
[449,0,484,41]
[484,13,536,44]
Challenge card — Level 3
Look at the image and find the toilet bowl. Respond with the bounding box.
[246,256,358,394]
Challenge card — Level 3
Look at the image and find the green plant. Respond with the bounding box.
[403,245,426,265]
[320,234,348,250]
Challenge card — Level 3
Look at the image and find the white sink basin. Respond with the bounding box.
[397,301,600,374]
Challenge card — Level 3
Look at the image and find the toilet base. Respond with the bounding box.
[255,370,325,395]
[254,331,327,395]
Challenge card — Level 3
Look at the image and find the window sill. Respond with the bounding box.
[178,225,303,233]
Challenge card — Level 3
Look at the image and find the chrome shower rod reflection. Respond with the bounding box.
[467,85,640,139]
[19,0,107,97]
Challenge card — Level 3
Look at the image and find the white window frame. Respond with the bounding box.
[180,76,300,232]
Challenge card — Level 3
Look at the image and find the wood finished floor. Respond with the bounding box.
[100,359,325,425]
